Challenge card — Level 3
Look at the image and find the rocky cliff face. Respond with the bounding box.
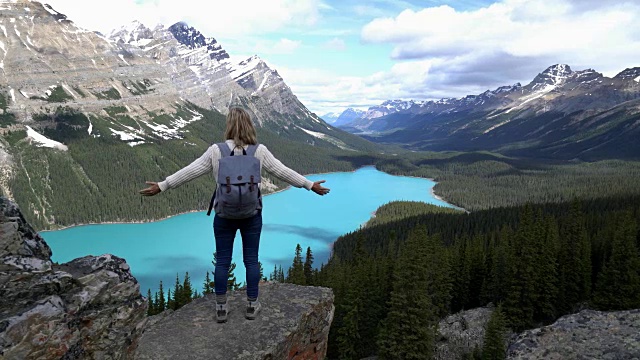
[0,0,183,120]
[0,197,335,359]
[0,196,147,359]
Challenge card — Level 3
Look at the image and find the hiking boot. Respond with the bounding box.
[245,299,261,320]
[216,301,228,323]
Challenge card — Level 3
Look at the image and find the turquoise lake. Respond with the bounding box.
[43,166,455,294]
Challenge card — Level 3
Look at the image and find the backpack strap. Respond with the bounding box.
[216,142,232,157]
[217,143,259,157]
[245,144,259,157]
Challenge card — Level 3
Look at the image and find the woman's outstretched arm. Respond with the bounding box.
[260,145,330,196]
[139,146,214,196]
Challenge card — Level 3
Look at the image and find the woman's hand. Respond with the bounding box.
[311,180,330,196]
[140,181,161,196]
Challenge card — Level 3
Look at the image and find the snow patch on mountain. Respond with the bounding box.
[253,73,269,94]
[118,54,130,65]
[110,128,141,141]
[483,119,512,134]
[506,84,556,114]
[26,126,68,151]
[230,55,261,81]
[299,127,327,139]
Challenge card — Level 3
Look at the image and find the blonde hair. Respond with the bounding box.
[224,107,258,146]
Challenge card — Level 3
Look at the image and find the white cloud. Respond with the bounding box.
[283,0,640,116]
[276,60,439,114]
[323,38,347,51]
[361,0,640,77]
[45,0,321,37]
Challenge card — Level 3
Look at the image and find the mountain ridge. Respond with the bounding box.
[335,63,640,159]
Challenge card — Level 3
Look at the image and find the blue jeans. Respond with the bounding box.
[213,212,262,299]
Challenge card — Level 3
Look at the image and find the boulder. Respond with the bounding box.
[133,283,334,360]
[435,306,494,359]
[507,309,640,359]
[0,197,147,359]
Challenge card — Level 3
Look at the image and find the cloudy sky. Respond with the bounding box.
[46,0,640,115]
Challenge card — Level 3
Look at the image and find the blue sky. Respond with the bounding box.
[47,0,640,115]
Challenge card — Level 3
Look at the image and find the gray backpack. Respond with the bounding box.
[206,143,262,219]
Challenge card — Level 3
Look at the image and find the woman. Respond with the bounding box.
[140,107,330,323]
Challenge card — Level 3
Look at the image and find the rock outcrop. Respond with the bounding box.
[0,197,335,359]
[134,283,334,360]
[507,309,640,359]
[435,306,494,360]
[0,197,147,359]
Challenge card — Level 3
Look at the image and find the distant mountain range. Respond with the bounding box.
[333,64,640,159]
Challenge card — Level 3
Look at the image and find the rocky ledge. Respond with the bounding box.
[507,309,640,359]
[0,197,147,359]
[0,197,335,359]
[134,283,334,360]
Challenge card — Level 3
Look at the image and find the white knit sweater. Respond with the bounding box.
[158,140,314,192]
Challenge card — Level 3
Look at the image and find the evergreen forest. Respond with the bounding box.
[308,196,640,359]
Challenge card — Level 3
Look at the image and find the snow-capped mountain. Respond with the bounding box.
[320,112,340,124]
[0,1,377,229]
[355,64,640,159]
[333,101,417,129]
[110,20,329,132]
[333,108,366,127]
[362,100,417,120]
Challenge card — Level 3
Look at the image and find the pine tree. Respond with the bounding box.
[304,246,314,286]
[203,271,213,295]
[146,289,154,316]
[157,281,166,312]
[173,273,182,310]
[377,227,437,360]
[287,244,306,285]
[166,289,174,311]
[153,292,160,316]
[535,216,559,322]
[182,272,193,305]
[228,262,239,291]
[593,211,640,310]
[504,205,538,330]
[259,261,266,282]
[278,265,285,283]
[451,236,471,311]
[269,264,278,282]
[482,305,506,360]
[557,201,591,314]
[213,251,239,291]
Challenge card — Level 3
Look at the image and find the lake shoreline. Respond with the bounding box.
[41,165,465,232]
